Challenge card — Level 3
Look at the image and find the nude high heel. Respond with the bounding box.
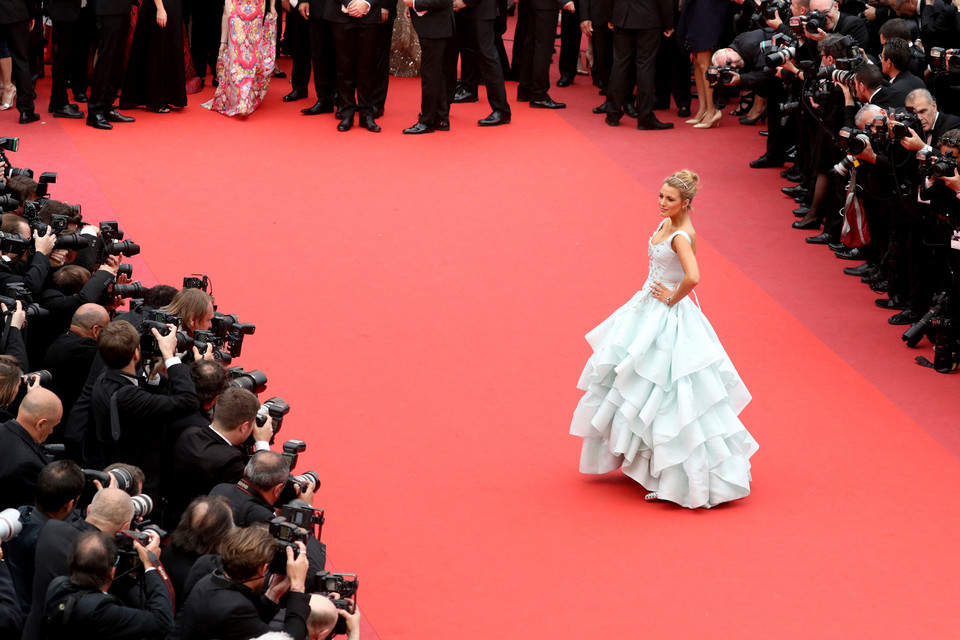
[685,111,705,125]
[693,111,721,129]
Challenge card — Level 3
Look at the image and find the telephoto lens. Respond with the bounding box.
[0,507,23,542]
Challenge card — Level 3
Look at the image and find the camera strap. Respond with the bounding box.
[109,389,122,441]
[236,478,257,498]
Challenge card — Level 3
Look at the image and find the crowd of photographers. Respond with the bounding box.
[705,0,960,373]
[0,140,359,640]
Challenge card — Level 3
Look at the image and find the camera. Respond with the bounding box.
[765,44,797,68]
[832,154,858,177]
[281,499,325,539]
[758,0,789,21]
[930,47,960,73]
[705,65,738,87]
[183,274,210,292]
[84,466,136,492]
[210,312,255,358]
[111,281,146,299]
[0,507,22,542]
[256,396,290,439]
[0,230,29,254]
[267,516,310,574]
[21,369,52,388]
[803,9,827,34]
[227,366,267,393]
[838,126,872,155]
[917,149,958,178]
[276,440,320,505]
[96,221,140,266]
[140,310,196,360]
[803,79,833,104]
[0,288,48,318]
[903,293,959,373]
[306,571,359,634]
[890,110,921,140]
[192,329,231,363]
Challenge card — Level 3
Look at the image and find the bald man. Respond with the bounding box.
[24,487,134,640]
[306,594,360,640]
[45,303,110,447]
[0,384,63,510]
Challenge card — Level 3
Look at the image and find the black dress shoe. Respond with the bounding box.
[782,184,807,197]
[792,219,819,230]
[827,242,847,252]
[403,122,434,134]
[625,104,638,119]
[843,262,874,277]
[677,105,691,118]
[74,92,88,103]
[889,309,920,325]
[530,97,566,109]
[556,74,574,87]
[592,102,608,114]
[805,232,834,244]
[434,120,450,131]
[453,89,479,103]
[793,206,810,217]
[361,115,381,132]
[781,168,803,182]
[86,113,113,130]
[105,109,134,123]
[637,116,673,130]
[750,153,785,169]
[605,113,620,127]
[283,89,307,102]
[478,110,510,126]
[19,111,40,125]
[835,247,863,260]
[875,297,908,310]
[337,115,354,131]
[301,100,335,115]
[869,279,890,293]
[273,69,287,78]
[517,87,530,102]
[50,104,84,119]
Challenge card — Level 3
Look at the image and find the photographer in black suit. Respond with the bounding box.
[0,0,39,123]
[171,525,310,640]
[42,529,174,640]
[91,320,199,496]
[46,0,88,119]
[0,384,63,510]
[402,0,456,133]
[170,387,274,522]
[86,0,137,129]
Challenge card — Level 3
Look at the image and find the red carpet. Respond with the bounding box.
[4,62,960,638]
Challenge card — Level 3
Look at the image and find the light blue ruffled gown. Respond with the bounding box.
[570,221,759,509]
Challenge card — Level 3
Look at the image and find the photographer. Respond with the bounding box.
[171,525,310,640]
[0,546,22,636]
[0,214,57,296]
[0,383,63,510]
[162,495,234,608]
[881,37,924,105]
[43,304,111,441]
[3,460,85,618]
[42,529,174,640]
[90,320,199,495]
[25,487,134,640]
[170,387,273,523]
[307,593,361,640]
[161,288,215,339]
[2,174,37,215]
[917,129,960,309]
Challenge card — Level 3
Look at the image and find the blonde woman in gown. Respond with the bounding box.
[570,170,759,509]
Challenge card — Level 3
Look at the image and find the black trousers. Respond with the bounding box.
[50,19,83,109]
[0,21,35,114]
[330,21,378,119]
[454,11,478,92]
[517,8,557,100]
[559,6,581,80]
[462,18,509,113]
[308,18,337,101]
[289,4,312,93]
[372,14,394,113]
[90,14,131,116]
[607,26,658,120]
[190,0,224,80]
[654,30,690,108]
[590,21,613,92]
[418,35,455,125]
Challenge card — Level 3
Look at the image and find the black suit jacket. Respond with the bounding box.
[170,426,248,516]
[23,516,96,640]
[930,111,960,146]
[460,0,497,21]
[43,571,174,640]
[3,506,51,616]
[209,481,275,526]
[610,0,671,30]
[44,331,98,425]
[410,0,454,38]
[46,0,84,21]
[579,0,612,24]
[90,365,198,483]
[887,71,926,108]
[323,0,385,24]
[0,561,21,637]
[92,0,134,16]
[171,571,310,640]
[0,420,48,511]
[0,0,36,23]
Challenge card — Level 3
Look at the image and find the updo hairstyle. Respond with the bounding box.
[662,169,700,208]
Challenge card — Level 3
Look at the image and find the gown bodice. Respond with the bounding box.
[644,221,691,292]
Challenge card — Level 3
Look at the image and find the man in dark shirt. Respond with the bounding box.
[0,385,63,510]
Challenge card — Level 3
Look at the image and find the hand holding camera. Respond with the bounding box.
[33,226,57,256]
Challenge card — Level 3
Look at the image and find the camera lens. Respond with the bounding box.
[131,494,153,520]
[0,507,23,542]
[109,467,134,492]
